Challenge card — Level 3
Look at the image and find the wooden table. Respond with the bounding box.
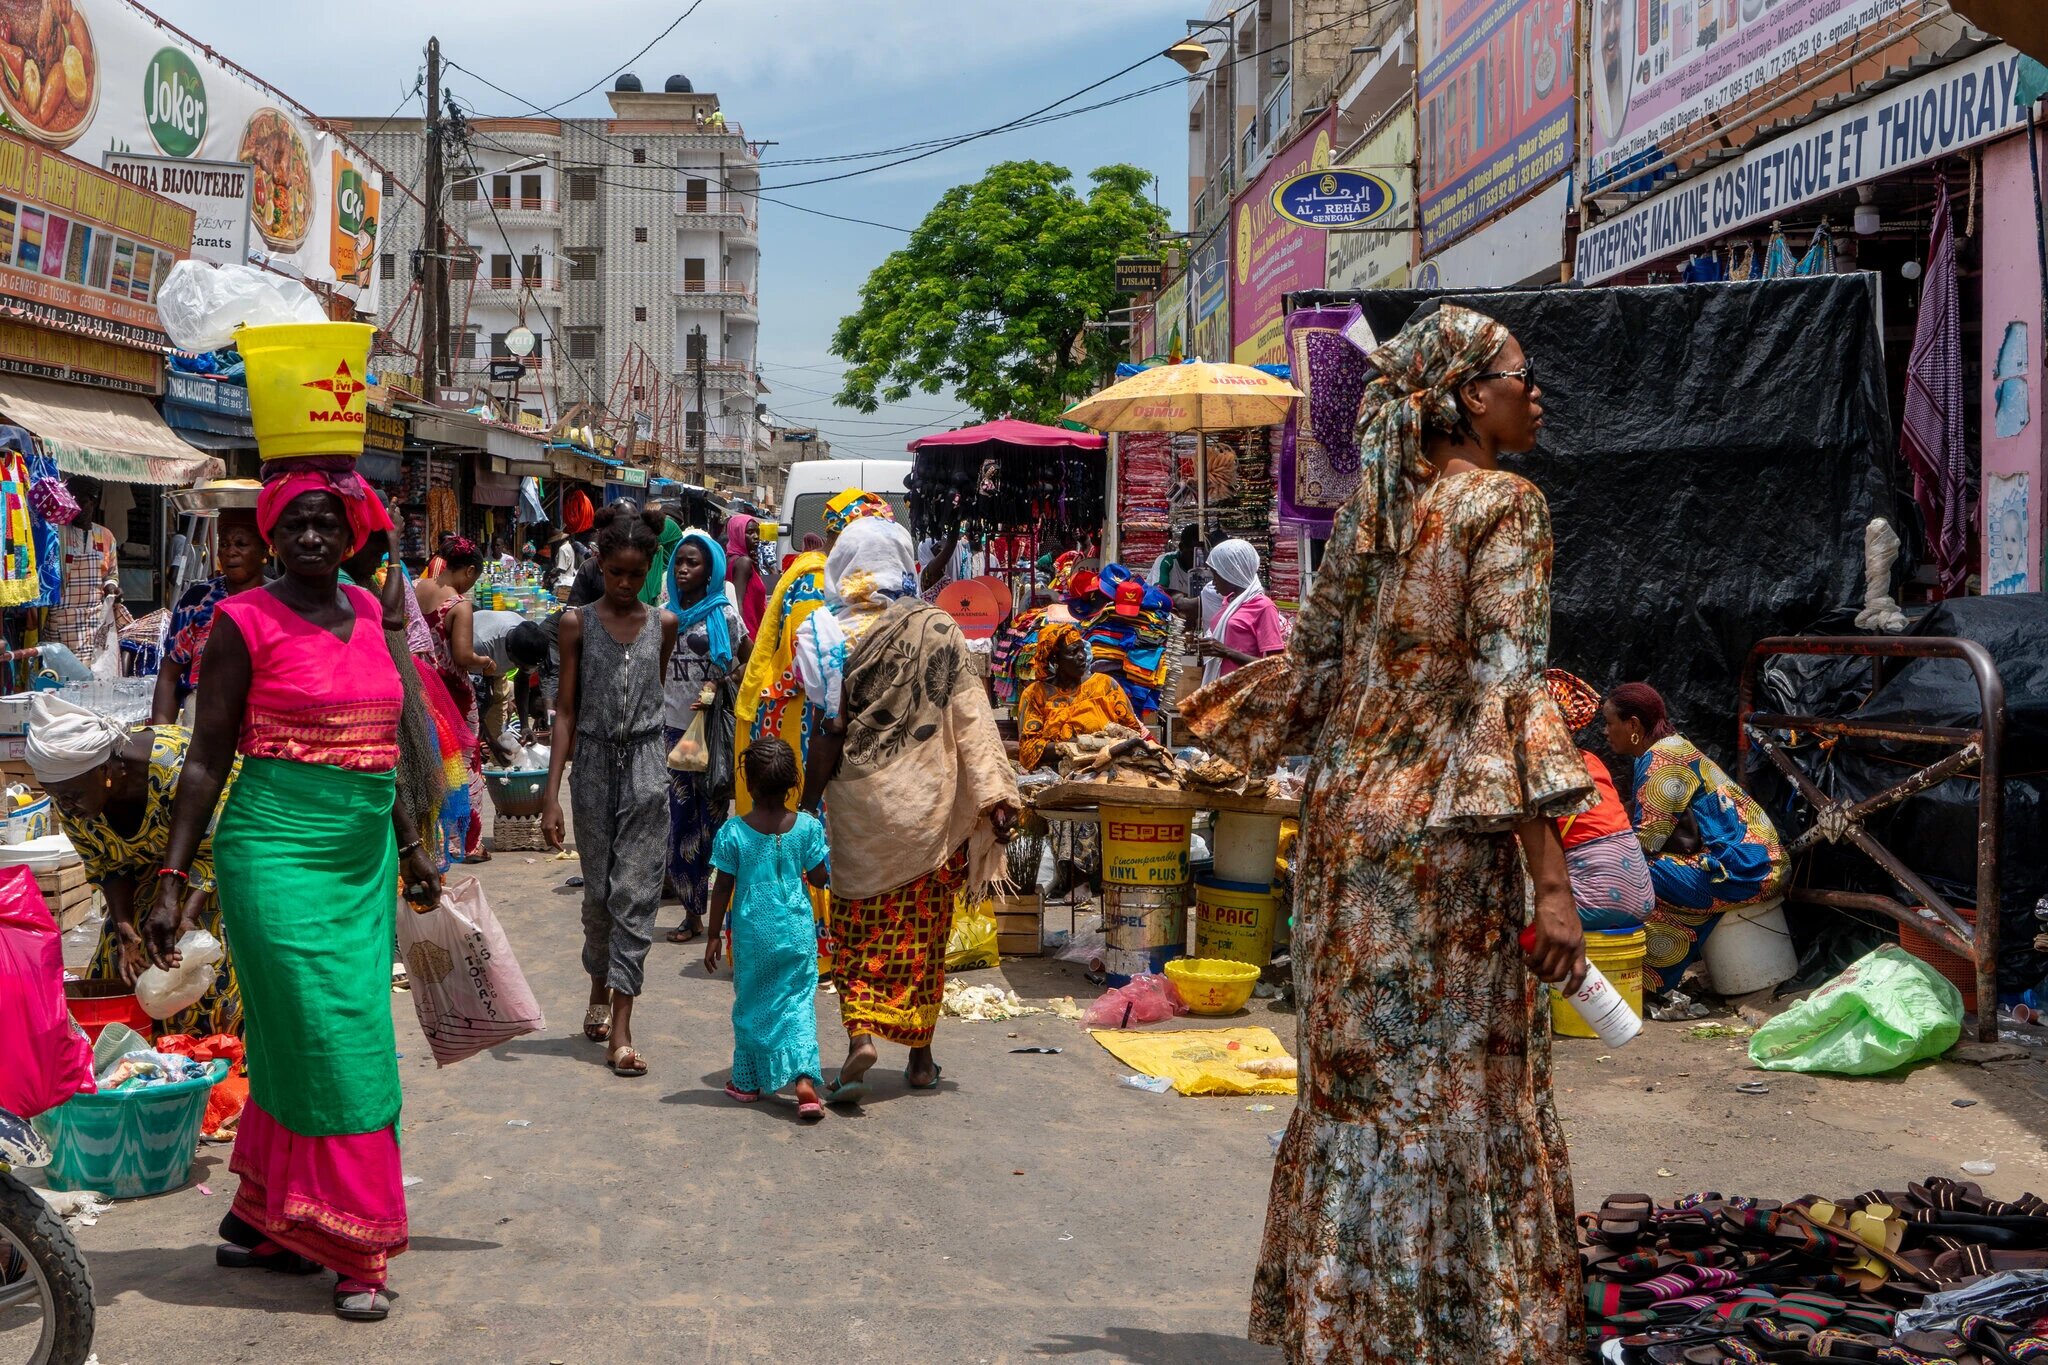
[1026,781,1300,820]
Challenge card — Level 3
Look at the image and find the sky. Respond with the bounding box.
[147,0,1194,460]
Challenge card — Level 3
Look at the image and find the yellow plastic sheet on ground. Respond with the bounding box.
[1088,1026,1298,1096]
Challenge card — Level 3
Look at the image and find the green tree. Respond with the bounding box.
[830,161,1169,423]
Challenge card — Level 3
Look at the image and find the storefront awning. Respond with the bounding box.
[0,374,223,484]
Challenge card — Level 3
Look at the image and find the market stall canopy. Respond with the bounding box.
[906,419,1107,453]
[1063,363,1302,433]
[0,375,223,484]
[1944,4,2048,63]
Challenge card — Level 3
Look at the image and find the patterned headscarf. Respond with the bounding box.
[825,514,917,612]
[823,487,894,535]
[1544,668,1602,732]
[1027,619,1086,681]
[1354,304,1513,556]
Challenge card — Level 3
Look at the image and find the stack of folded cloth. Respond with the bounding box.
[1086,563,1175,714]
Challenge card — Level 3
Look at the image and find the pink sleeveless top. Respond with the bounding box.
[217,584,403,772]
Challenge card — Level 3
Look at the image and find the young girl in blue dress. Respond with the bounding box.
[705,735,830,1120]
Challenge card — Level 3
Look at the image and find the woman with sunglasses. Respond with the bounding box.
[1181,306,1592,1363]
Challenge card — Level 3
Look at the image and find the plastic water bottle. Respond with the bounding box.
[1520,927,1642,1048]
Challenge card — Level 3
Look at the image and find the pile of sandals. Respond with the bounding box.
[1586,1178,2048,1361]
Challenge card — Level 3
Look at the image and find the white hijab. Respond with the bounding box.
[25,693,128,784]
[825,516,918,613]
[1201,537,1266,687]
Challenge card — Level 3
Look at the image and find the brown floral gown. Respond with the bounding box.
[1182,466,1593,1364]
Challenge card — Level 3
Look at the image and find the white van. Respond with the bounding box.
[777,459,911,562]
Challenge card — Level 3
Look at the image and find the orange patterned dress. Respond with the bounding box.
[1182,467,1592,1363]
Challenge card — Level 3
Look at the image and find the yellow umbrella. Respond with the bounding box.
[1063,362,1304,536]
[1063,361,1302,433]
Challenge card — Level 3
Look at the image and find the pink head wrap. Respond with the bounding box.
[724,514,755,558]
[256,463,394,555]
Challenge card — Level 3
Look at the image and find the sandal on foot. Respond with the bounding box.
[608,1045,647,1077]
[333,1278,390,1322]
[824,1073,869,1107]
[796,1100,824,1123]
[216,1241,322,1275]
[905,1063,943,1091]
[582,1004,612,1042]
[666,924,702,944]
[724,1082,763,1103]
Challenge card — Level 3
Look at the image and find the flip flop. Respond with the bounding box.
[825,1074,870,1107]
[723,1082,762,1103]
[608,1045,647,1077]
[796,1100,824,1123]
[216,1241,322,1275]
[666,925,702,944]
[904,1063,943,1091]
[333,1279,391,1322]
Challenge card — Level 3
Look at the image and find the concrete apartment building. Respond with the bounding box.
[340,75,772,492]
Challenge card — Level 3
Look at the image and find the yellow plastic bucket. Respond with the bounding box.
[239,322,377,460]
[1099,804,1191,887]
[1554,927,1646,1038]
[1193,876,1282,967]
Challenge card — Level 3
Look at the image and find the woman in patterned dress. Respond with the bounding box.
[1181,305,1593,1363]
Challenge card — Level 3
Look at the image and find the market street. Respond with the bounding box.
[56,838,2048,1365]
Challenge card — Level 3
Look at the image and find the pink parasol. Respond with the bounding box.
[905,418,1106,453]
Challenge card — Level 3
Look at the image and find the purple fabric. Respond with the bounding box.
[1278,305,1373,531]
[1900,178,1970,598]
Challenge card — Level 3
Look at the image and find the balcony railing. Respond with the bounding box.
[1259,74,1292,156]
[673,279,757,307]
[675,194,758,229]
[475,275,563,299]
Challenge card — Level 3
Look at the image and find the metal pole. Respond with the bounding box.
[692,325,707,485]
[422,37,443,395]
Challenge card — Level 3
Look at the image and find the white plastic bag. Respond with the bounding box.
[156,260,326,352]
[395,876,545,1065]
[133,929,224,1020]
[89,602,121,682]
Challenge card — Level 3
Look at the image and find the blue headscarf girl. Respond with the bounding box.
[670,527,733,669]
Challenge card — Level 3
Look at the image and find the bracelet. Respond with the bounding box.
[398,839,423,858]
[156,867,190,884]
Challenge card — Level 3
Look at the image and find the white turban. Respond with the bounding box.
[25,694,128,784]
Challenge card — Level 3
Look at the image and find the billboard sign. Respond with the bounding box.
[1231,109,1335,365]
[1272,167,1396,228]
[1190,226,1230,363]
[1152,267,1189,362]
[102,152,249,266]
[1587,0,1913,187]
[1418,0,1576,255]
[1326,106,1417,292]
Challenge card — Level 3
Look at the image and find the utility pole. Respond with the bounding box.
[421,36,444,396]
[691,324,706,486]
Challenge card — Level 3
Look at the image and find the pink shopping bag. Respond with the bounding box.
[395,876,546,1066]
[0,866,95,1117]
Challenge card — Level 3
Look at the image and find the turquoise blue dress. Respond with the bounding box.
[711,812,829,1094]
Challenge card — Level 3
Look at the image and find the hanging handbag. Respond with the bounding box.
[704,672,738,804]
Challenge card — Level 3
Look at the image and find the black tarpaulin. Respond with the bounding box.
[1295,277,1901,765]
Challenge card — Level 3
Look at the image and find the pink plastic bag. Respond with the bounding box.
[1080,973,1188,1029]
[0,866,95,1118]
[395,876,546,1066]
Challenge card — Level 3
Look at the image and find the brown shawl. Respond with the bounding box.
[825,597,1018,901]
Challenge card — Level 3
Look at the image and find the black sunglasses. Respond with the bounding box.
[1472,363,1538,390]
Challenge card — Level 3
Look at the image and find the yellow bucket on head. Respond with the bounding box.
[1193,876,1282,967]
[1554,927,1646,1038]
[239,322,377,460]
[1099,804,1191,887]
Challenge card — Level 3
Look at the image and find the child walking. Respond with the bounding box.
[543,507,677,1078]
[705,736,829,1120]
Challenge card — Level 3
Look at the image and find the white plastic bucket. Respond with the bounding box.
[1703,897,1798,996]
[1210,810,1284,886]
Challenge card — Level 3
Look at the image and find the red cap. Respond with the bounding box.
[1069,569,1101,598]
[1113,580,1145,616]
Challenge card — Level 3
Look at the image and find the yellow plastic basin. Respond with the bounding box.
[1165,957,1261,1015]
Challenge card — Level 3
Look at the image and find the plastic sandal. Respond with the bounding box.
[796,1100,824,1123]
[333,1279,391,1323]
[723,1082,763,1103]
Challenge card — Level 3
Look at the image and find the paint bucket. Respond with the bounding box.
[1702,897,1798,997]
[1553,927,1646,1040]
[1210,810,1284,886]
[239,322,376,460]
[1099,804,1192,887]
[1193,875,1282,967]
[1100,883,1188,983]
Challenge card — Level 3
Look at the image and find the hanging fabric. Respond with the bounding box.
[1794,221,1836,276]
[0,427,57,609]
[1759,223,1796,279]
[0,441,39,608]
[1278,303,1371,532]
[1900,177,1971,598]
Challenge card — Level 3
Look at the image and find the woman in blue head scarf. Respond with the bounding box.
[662,527,752,942]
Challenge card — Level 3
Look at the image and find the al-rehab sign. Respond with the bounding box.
[1577,45,2031,285]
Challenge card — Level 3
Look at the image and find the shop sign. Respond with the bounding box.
[615,465,648,488]
[1151,267,1189,362]
[0,316,158,392]
[1113,257,1164,293]
[1231,108,1335,365]
[1327,106,1417,292]
[0,129,192,350]
[1576,44,2030,284]
[489,360,525,383]
[1587,0,1914,188]
[1417,0,1575,255]
[8,1,382,300]
[165,369,248,415]
[102,153,250,267]
[1190,226,1230,363]
[1273,168,1396,228]
[364,408,406,452]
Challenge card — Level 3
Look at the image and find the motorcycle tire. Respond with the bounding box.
[0,1170,94,1365]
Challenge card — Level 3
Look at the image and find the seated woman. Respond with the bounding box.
[1015,621,1140,902]
[28,694,242,1037]
[1603,682,1788,996]
[1545,671,1654,931]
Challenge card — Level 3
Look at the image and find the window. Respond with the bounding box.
[567,329,598,361]
[632,226,649,243]
[489,331,509,358]
[631,147,647,164]
[685,410,705,440]
[379,251,395,277]
[567,248,598,281]
[451,253,477,282]
[685,177,708,211]
[490,254,513,286]
[787,493,909,548]
[491,174,511,205]
[379,172,394,194]
[452,174,478,202]
[682,258,705,291]
[633,306,647,322]
[684,329,707,361]
[520,174,542,209]
[520,254,542,287]
[569,170,598,201]
[632,385,645,401]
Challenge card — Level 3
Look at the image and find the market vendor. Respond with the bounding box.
[1545,670,1655,931]
[1152,523,1209,627]
[1016,620,1141,902]
[46,475,130,669]
[1193,537,1286,685]
[1603,682,1788,997]
[152,508,270,725]
[27,694,242,1037]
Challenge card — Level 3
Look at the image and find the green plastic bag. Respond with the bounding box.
[1748,945,1964,1076]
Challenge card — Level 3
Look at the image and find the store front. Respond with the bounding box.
[160,368,256,478]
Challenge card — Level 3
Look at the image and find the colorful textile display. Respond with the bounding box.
[1087,563,1174,714]
[19,436,62,609]
[1279,304,1372,532]
[0,446,38,607]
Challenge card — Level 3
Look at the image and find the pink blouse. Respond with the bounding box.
[1217,594,1288,676]
[217,585,403,772]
